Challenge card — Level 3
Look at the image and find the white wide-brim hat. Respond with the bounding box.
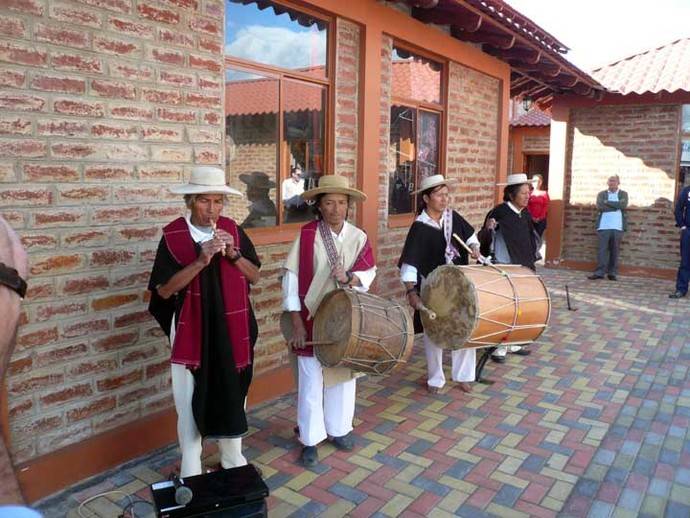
[169,166,242,196]
[497,173,530,186]
[413,174,456,195]
[302,175,367,201]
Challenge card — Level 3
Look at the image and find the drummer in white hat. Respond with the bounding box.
[398,174,484,395]
[148,166,262,476]
[282,174,377,467]
[477,172,539,363]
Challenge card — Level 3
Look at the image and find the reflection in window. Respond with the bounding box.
[682,106,690,187]
[391,46,442,104]
[225,0,327,78]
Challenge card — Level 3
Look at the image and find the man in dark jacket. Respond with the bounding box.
[588,175,629,281]
[670,184,690,298]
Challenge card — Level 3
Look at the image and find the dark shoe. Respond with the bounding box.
[300,446,318,467]
[669,291,687,299]
[427,385,441,394]
[512,348,532,356]
[330,433,354,452]
[607,275,617,281]
[457,382,473,393]
[293,425,299,436]
[587,274,604,280]
[491,355,506,364]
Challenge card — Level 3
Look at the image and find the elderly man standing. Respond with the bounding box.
[148,166,261,477]
[588,175,628,281]
[670,183,690,298]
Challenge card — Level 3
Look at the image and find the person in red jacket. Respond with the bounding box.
[527,174,550,237]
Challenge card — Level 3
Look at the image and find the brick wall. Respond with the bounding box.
[374,39,501,301]
[562,104,681,270]
[523,133,549,153]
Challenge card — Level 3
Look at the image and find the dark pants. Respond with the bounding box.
[594,229,623,276]
[676,228,690,295]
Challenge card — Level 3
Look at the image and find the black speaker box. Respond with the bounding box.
[150,464,269,517]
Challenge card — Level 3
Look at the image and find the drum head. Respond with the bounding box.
[421,265,478,349]
[312,289,353,367]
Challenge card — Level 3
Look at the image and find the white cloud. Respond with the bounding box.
[225,25,327,70]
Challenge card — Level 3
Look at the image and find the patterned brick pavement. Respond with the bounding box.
[35,267,690,517]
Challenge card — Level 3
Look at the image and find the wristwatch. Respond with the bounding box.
[0,262,27,299]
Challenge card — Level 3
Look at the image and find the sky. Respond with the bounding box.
[507,0,690,72]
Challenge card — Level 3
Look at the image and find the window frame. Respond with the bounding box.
[387,41,447,228]
[679,104,690,191]
[224,0,335,243]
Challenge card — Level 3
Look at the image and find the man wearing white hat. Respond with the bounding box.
[282,175,376,466]
[478,173,538,363]
[398,174,483,394]
[148,166,262,476]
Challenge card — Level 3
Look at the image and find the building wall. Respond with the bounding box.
[508,125,549,174]
[562,104,681,269]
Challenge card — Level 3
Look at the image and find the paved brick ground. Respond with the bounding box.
[34,267,690,517]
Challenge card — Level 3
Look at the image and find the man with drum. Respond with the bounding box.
[282,175,376,467]
[398,174,482,395]
[478,173,538,363]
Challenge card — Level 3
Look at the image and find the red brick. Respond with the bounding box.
[59,186,110,202]
[109,62,154,81]
[143,394,173,413]
[54,98,104,117]
[25,279,55,300]
[198,38,221,55]
[194,146,220,164]
[10,373,64,395]
[21,233,58,250]
[78,0,131,13]
[137,2,179,24]
[185,92,219,108]
[93,35,141,56]
[142,87,182,105]
[9,357,32,376]
[157,27,194,48]
[49,3,102,28]
[115,226,159,241]
[4,0,44,15]
[34,342,88,367]
[119,384,158,405]
[30,253,83,275]
[92,406,139,433]
[0,116,32,135]
[0,67,25,88]
[91,206,140,224]
[92,293,139,311]
[150,145,192,162]
[35,23,90,49]
[158,0,197,9]
[37,119,88,137]
[141,125,182,142]
[148,46,185,66]
[91,122,138,140]
[96,368,142,391]
[121,344,159,364]
[0,16,27,38]
[94,141,146,160]
[114,309,151,328]
[0,40,47,67]
[137,165,181,181]
[9,398,33,419]
[51,52,102,73]
[0,139,47,159]
[0,186,51,206]
[0,92,45,112]
[111,270,149,287]
[15,415,64,436]
[91,79,136,99]
[92,330,139,352]
[40,383,93,406]
[68,358,118,376]
[16,324,59,349]
[90,249,136,267]
[159,70,194,88]
[66,396,117,422]
[189,54,221,72]
[0,210,25,226]
[113,186,161,203]
[157,107,196,122]
[145,359,170,379]
[189,16,220,36]
[202,111,221,125]
[35,301,87,322]
[62,318,110,338]
[50,141,97,159]
[109,104,153,120]
[33,209,86,228]
[143,205,182,221]
[62,230,109,247]
[107,16,154,39]
[84,164,133,181]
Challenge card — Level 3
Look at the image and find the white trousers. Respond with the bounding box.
[424,335,476,388]
[297,356,356,447]
[171,364,247,477]
[492,344,524,357]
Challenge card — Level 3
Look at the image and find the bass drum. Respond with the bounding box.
[420,264,550,350]
[312,289,414,375]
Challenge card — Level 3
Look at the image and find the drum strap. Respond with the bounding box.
[318,219,341,270]
[443,208,460,264]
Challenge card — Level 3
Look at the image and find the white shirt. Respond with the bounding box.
[598,191,623,231]
[282,177,305,201]
[282,221,376,311]
[399,210,480,283]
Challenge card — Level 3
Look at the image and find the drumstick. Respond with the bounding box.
[452,233,490,265]
[417,303,437,320]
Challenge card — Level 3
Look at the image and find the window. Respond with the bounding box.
[225,0,329,228]
[388,45,444,215]
[681,105,690,187]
